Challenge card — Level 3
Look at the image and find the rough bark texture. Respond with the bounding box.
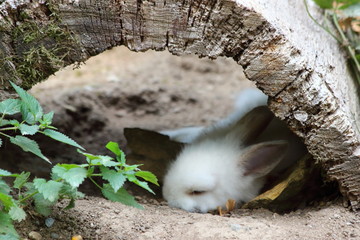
[1,0,359,210]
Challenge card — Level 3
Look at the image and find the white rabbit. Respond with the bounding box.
[162,88,306,213]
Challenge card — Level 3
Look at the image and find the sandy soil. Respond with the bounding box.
[10,46,360,239]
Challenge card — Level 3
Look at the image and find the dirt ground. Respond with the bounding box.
[11,46,360,239]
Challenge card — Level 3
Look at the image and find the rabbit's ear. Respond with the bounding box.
[241,140,288,177]
[232,106,274,145]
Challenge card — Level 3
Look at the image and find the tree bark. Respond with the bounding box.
[1,0,359,210]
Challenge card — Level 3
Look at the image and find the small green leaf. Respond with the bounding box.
[0,120,19,127]
[313,0,333,9]
[0,180,11,195]
[21,107,37,124]
[92,156,119,167]
[41,111,54,126]
[52,165,87,188]
[124,164,142,172]
[126,175,155,194]
[10,81,43,121]
[42,129,84,150]
[0,193,14,210]
[0,212,20,239]
[13,172,31,189]
[101,184,143,209]
[32,193,53,216]
[135,171,159,186]
[77,150,102,162]
[33,178,63,202]
[78,150,118,166]
[100,167,126,192]
[0,99,21,115]
[59,183,85,200]
[106,141,122,156]
[0,169,12,177]
[19,123,39,135]
[0,139,2,147]
[8,205,26,222]
[10,136,50,163]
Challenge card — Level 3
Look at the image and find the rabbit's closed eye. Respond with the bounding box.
[187,190,207,196]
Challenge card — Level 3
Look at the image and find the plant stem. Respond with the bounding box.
[332,13,360,84]
[303,0,341,43]
[0,127,18,131]
[19,191,39,203]
[88,176,103,190]
[0,131,12,138]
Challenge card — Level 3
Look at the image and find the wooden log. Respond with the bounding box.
[0,0,359,210]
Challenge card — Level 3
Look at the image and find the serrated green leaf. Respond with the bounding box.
[42,129,84,150]
[0,212,20,239]
[100,167,126,192]
[78,150,118,166]
[126,175,155,194]
[8,205,26,222]
[106,141,122,156]
[92,156,119,167]
[0,180,11,195]
[59,183,85,200]
[10,81,43,121]
[77,150,101,161]
[124,164,142,171]
[19,124,39,135]
[41,111,54,126]
[313,0,333,9]
[13,172,31,189]
[101,184,143,209]
[0,120,19,127]
[0,99,21,115]
[33,178,63,202]
[9,136,50,163]
[135,171,159,186]
[21,107,36,124]
[32,193,53,216]
[0,169,12,177]
[0,193,14,210]
[52,165,87,188]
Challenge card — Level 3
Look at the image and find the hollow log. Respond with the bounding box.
[1,0,359,210]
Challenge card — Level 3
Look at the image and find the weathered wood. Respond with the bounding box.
[1,0,359,210]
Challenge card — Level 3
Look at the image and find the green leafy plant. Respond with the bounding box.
[0,82,158,239]
[0,81,84,162]
[306,0,360,83]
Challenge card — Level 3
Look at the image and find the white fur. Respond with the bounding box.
[162,138,264,213]
[160,126,205,143]
[162,88,269,213]
[161,88,267,143]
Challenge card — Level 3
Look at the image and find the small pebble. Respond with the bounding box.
[28,231,42,240]
[230,223,241,231]
[45,218,55,227]
[50,232,60,239]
